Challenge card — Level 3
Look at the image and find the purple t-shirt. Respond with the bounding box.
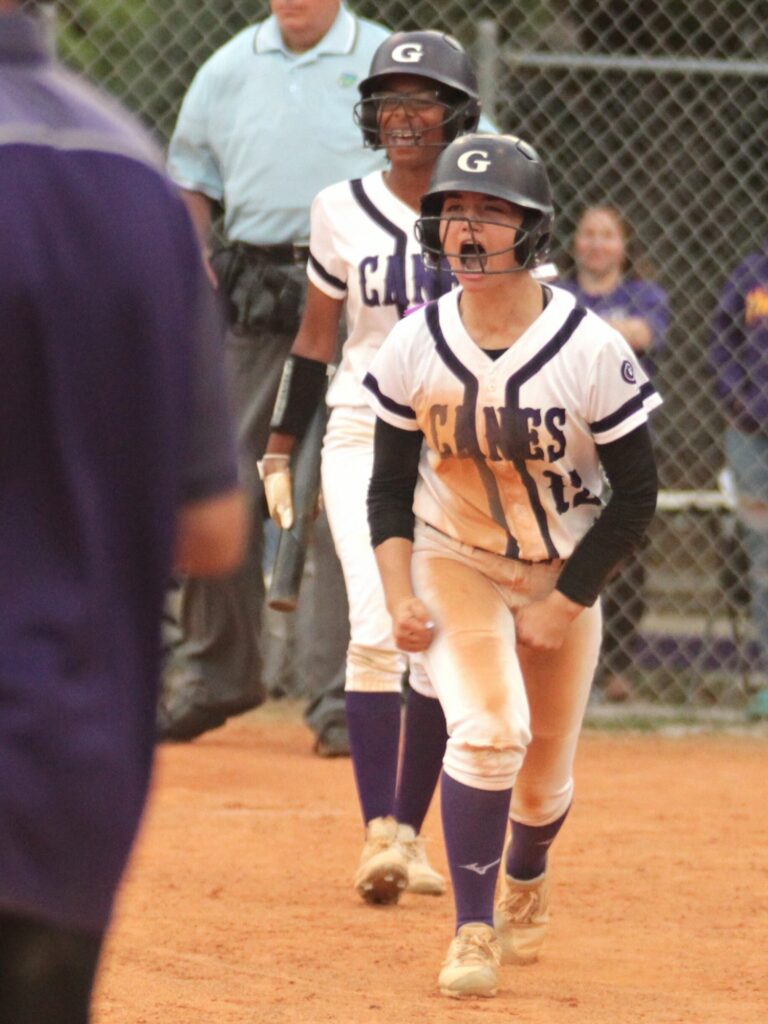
[710,241,768,432]
[560,277,669,378]
[0,14,238,933]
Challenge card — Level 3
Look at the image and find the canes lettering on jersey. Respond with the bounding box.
[308,172,453,407]
[428,402,568,463]
[348,176,449,317]
[360,252,445,311]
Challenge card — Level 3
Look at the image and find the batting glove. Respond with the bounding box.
[257,454,294,530]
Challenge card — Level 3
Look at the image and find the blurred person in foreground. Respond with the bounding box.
[562,205,669,702]
[710,236,768,720]
[0,2,246,1019]
[161,0,393,755]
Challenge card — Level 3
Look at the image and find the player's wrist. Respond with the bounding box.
[388,591,418,618]
[257,453,290,477]
[549,587,586,619]
[269,355,328,439]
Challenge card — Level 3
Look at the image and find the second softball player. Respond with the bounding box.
[261,31,482,902]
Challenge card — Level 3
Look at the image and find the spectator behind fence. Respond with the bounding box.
[561,205,669,702]
[0,2,246,1020]
[161,0,392,754]
[710,236,768,720]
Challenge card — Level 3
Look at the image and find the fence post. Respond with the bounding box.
[37,2,57,54]
[475,18,500,124]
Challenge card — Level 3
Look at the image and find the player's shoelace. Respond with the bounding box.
[399,834,429,865]
[364,832,396,857]
[497,886,542,923]
[447,930,499,966]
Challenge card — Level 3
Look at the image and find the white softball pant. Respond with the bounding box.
[411,523,602,825]
[321,405,434,697]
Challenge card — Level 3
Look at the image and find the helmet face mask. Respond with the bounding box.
[417,213,540,275]
[355,31,480,150]
[355,89,477,150]
[416,134,555,275]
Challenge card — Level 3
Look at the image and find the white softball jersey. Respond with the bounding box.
[364,284,663,562]
[307,169,453,409]
[310,169,451,693]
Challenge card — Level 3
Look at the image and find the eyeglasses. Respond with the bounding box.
[370,91,447,116]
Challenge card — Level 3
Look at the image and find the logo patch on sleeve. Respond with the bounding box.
[621,359,636,385]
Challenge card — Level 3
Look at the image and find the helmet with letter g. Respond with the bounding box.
[415,133,555,272]
[354,30,481,149]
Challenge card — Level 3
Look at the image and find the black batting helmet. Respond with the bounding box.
[354,30,481,149]
[415,133,555,271]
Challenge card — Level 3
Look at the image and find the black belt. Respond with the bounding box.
[233,241,310,266]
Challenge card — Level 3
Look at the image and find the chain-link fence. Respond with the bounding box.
[50,1,768,713]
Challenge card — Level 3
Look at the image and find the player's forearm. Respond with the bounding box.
[264,432,296,458]
[290,332,338,365]
[268,354,328,443]
[367,417,422,546]
[373,537,418,615]
[557,424,658,606]
[290,284,344,365]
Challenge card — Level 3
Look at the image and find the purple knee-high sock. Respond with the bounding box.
[441,773,512,930]
[346,692,402,825]
[505,804,571,881]
[394,689,448,833]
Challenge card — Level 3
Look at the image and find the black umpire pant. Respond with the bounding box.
[157,246,348,741]
[0,913,103,1024]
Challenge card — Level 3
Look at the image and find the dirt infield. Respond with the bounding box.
[94,703,767,1024]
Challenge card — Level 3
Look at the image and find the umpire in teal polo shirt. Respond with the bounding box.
[160,1,389,751]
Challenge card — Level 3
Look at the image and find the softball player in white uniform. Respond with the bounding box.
[260,31,482,904]
[365,133,660,997]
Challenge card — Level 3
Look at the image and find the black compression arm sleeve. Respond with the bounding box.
[556,424,658,607]
[367,417,423,548]
[269,355,327,439]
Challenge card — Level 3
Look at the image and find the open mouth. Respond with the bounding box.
[459,241,487,273]
[386,128,423,147]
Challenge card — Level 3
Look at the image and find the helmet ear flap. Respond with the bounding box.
[463,97,481,135]
[534,227,552,262]
[438,93,481,144]
[517,210,553,268]
[415,196,445,270]
[353,97,381,148]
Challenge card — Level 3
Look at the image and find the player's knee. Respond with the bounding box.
[345,643,405,693]
[513,778,574,826]
[444,709,530,790]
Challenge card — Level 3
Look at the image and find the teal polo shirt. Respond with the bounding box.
[167,4,389,245]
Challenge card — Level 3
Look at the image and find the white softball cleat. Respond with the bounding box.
[396,823,447,896]
[438,922,500,999]
[354,815,408,905]
[493,870,551,964]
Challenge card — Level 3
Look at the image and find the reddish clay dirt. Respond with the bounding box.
[94,703,767,1024]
